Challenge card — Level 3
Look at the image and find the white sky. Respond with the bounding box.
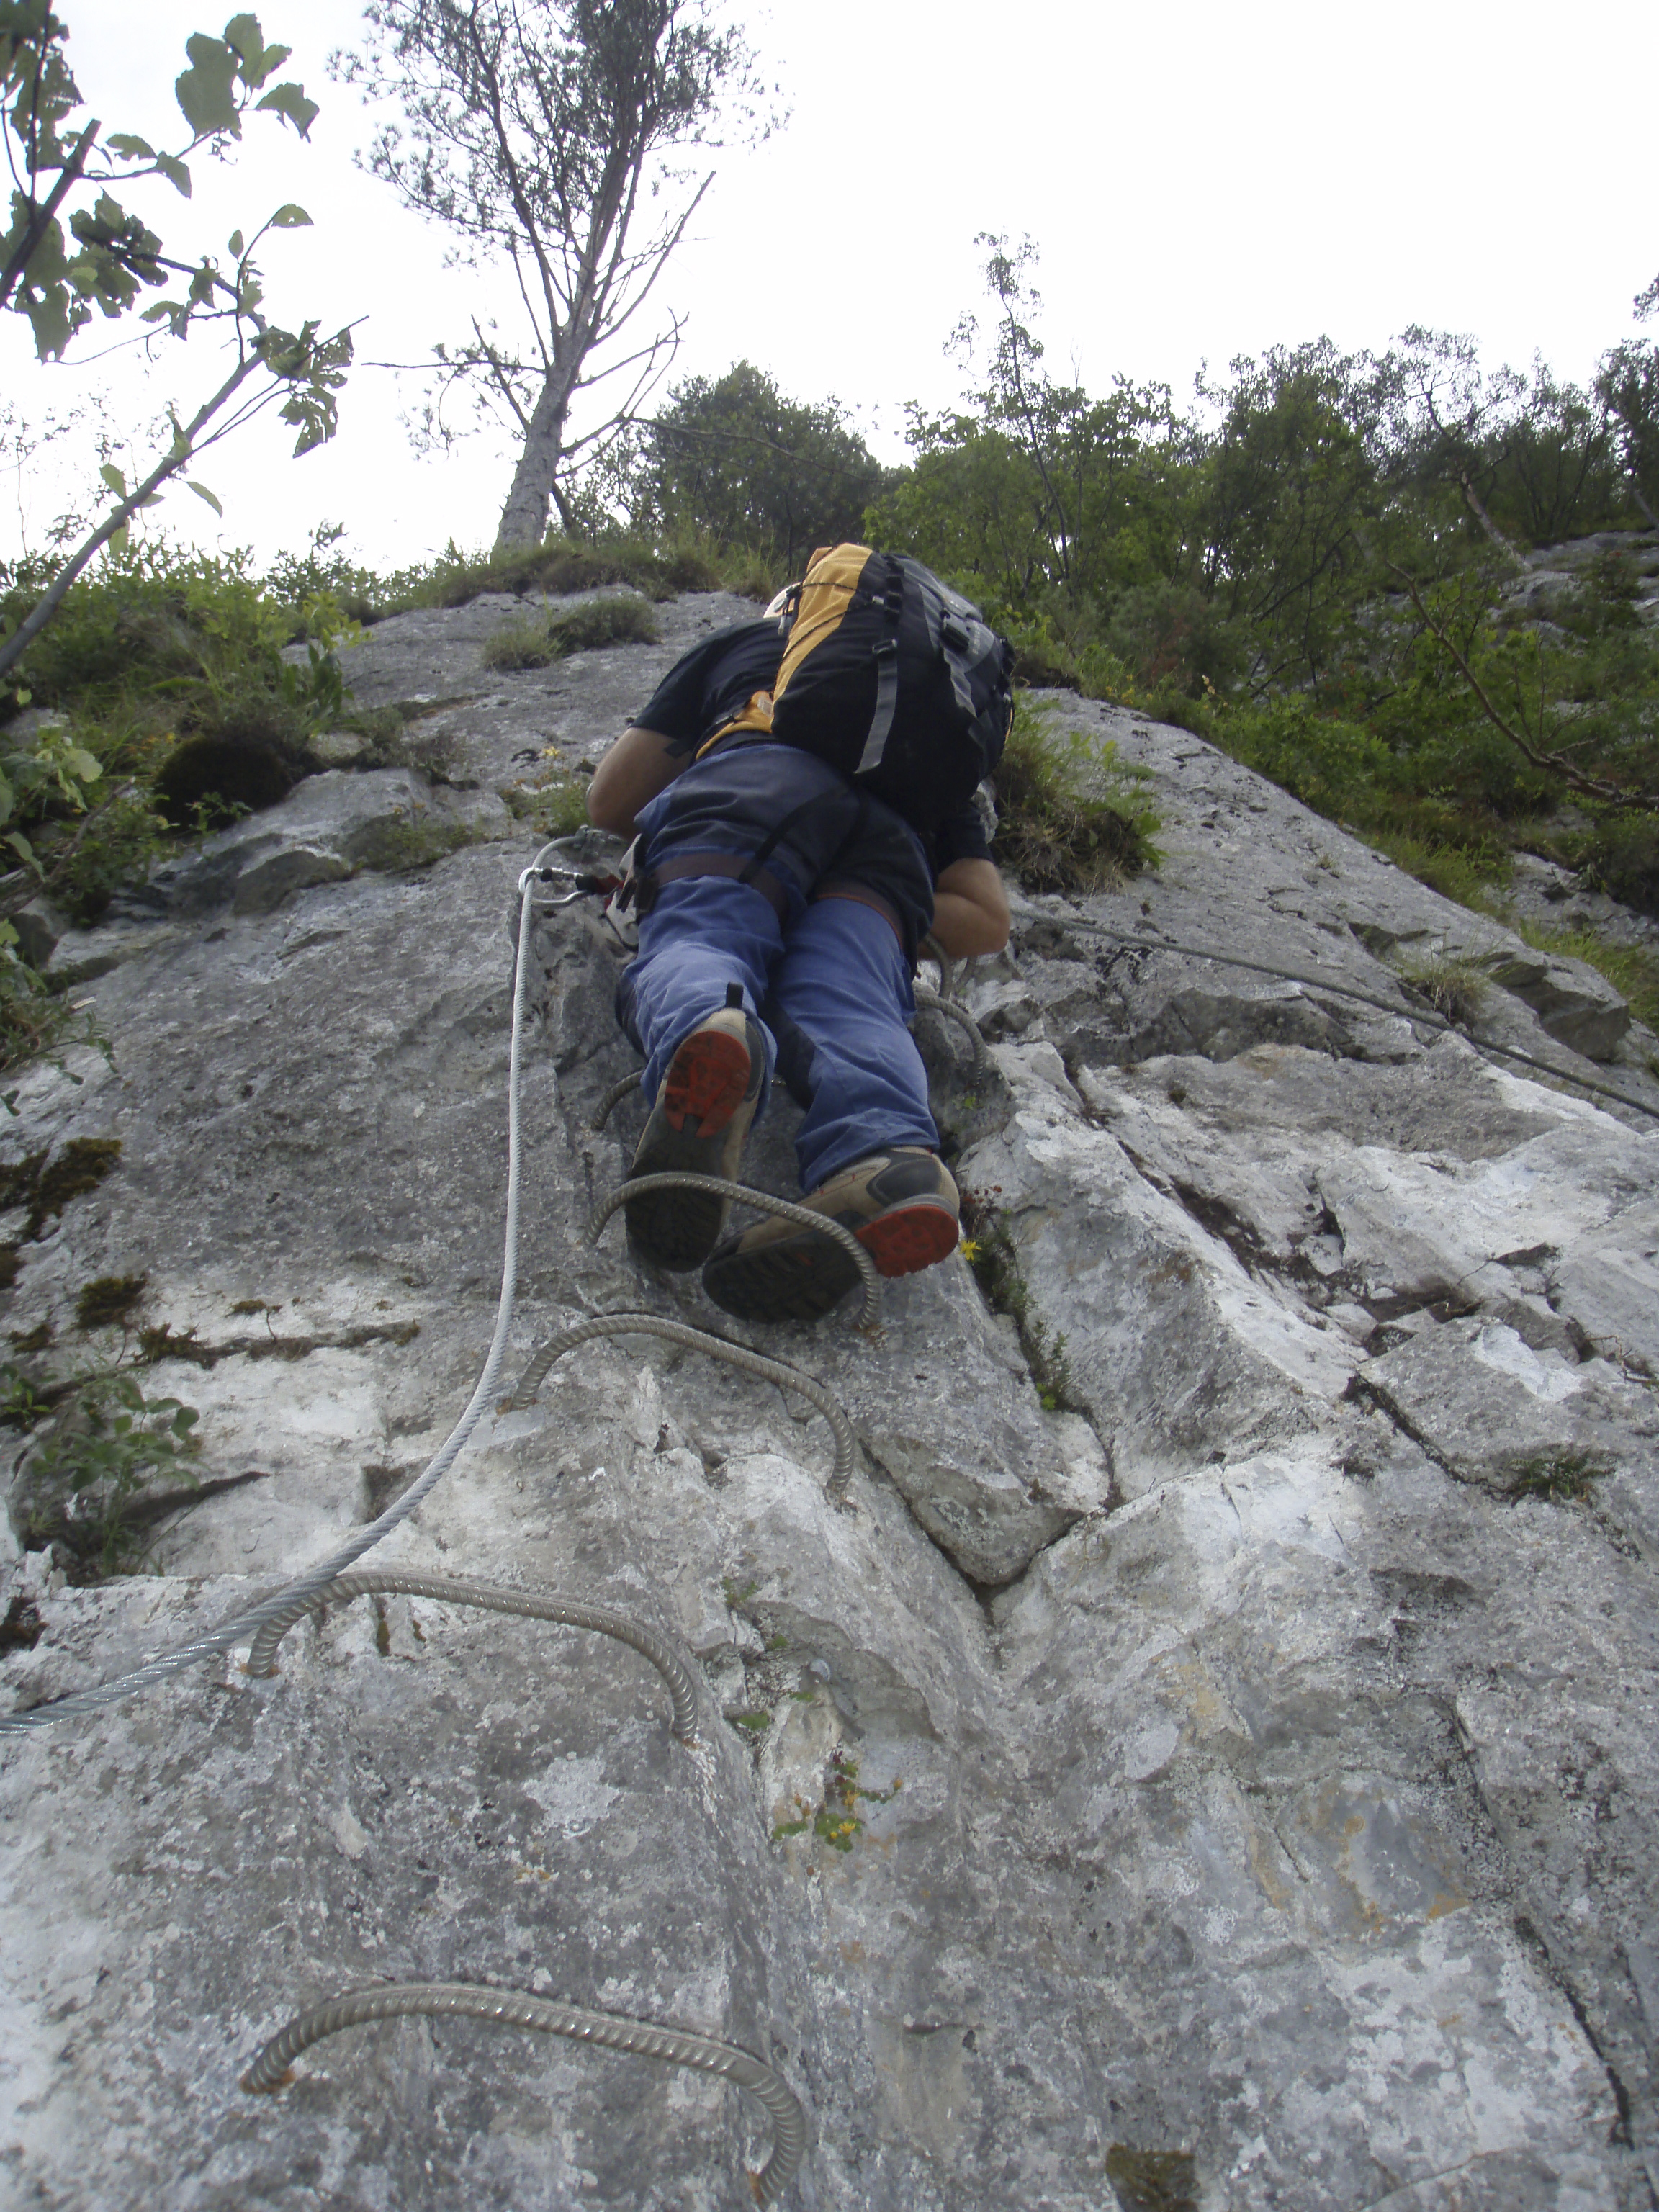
[4,0,1656,575]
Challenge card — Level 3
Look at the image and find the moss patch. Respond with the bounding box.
[0,1138,122,1247]
[1104,2145,1198,2212]
[74,1273,147,1331]
[26,1138,122,1241]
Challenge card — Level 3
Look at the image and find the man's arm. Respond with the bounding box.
[586,727,685,837]
[930,857,1010,959]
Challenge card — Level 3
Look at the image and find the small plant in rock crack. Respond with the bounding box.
[814,1754,902,1853]
[25,1375,201,1576]
[0,1360,54,1431]
[1508,1449,1606,1501]
[958,1188,1078,1413]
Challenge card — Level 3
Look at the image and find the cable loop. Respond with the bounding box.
[587,1174,884,1331]
[240,1982,806,2206]
[913,984,987,1066]
[242,1570,701,1738]
[590,1069,643,1130]
[509,1312,858,1501]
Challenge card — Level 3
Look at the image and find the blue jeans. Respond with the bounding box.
[616,745,939,1190]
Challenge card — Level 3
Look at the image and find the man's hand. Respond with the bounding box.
[586,727,684,837]
[931,858,1010,958]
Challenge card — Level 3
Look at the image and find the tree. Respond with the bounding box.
[611,361,886,567]
[1379,328,1527,558]
[875,235,1197,619]
[337,0,763,552]
[1597,274,1659,529]
[0,10,351,686]
[1,1,318,355]
[1197,341,1392,688]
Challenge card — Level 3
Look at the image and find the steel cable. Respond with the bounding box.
[240,1983,806,2205]
[1053,911,1659,1122]
[588,1174,884,1331]
[243,1570,701,1737]
[0,845,557,1737]
[508,1312,858,1501]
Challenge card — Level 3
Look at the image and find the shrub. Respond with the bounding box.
[991,699,1161,894]
[22,1372,201,1578]
[1581,811,1659,920]
[481,594,659,671]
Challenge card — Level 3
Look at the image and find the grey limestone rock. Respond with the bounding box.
[4,597,1659,2210]
[148,765,513,917]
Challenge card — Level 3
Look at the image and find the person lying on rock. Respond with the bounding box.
[586,558,1012,1324]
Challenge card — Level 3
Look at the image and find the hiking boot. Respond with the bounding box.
[624,1007,765,1270]
[701,1149,960,1323]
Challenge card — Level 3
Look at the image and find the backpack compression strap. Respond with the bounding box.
[855,555,905,777]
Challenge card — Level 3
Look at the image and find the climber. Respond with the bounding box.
[586,564,1011,1324]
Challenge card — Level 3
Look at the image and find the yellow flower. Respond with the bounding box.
[958,1237,981,1262]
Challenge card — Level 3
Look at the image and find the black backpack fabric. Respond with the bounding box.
[767,544,1014,827]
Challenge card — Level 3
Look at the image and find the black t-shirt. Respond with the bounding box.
[635,619,785,760]
[633,617,992,881]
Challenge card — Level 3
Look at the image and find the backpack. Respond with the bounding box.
[767,544,1015,826]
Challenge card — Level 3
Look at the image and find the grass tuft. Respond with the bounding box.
[1393,949,1489,1027]
[481,593,659,673]
[992,699,1161,895]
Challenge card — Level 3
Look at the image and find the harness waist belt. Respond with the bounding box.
[812,878,905,944]
[644,850,790,920]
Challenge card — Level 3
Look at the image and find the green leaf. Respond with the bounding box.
[156,153,192,197]
[175,33,241,138]
[228,228,244,258]
[106,134,156,160]
[0,773,14,828]
[253,81,318,139]
[5,831,38,875]
[222,12,266,74]
[186,480,223,516]
[99,462,127,498]
[140,300,176,322]
[107,524,130,553]
[64,748,103,783]
[269,203,311,228]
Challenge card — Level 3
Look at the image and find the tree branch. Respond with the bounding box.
[0,119,100,318]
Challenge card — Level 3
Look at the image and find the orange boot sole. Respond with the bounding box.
[856,1200,961,1279]
[662,1028,752,1133]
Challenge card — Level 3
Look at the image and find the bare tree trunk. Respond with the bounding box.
[495,336,595,551]
[1457,471,1524,565]
[495,374,567,549]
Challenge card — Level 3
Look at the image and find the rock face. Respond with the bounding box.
[4,589,1659,2211]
